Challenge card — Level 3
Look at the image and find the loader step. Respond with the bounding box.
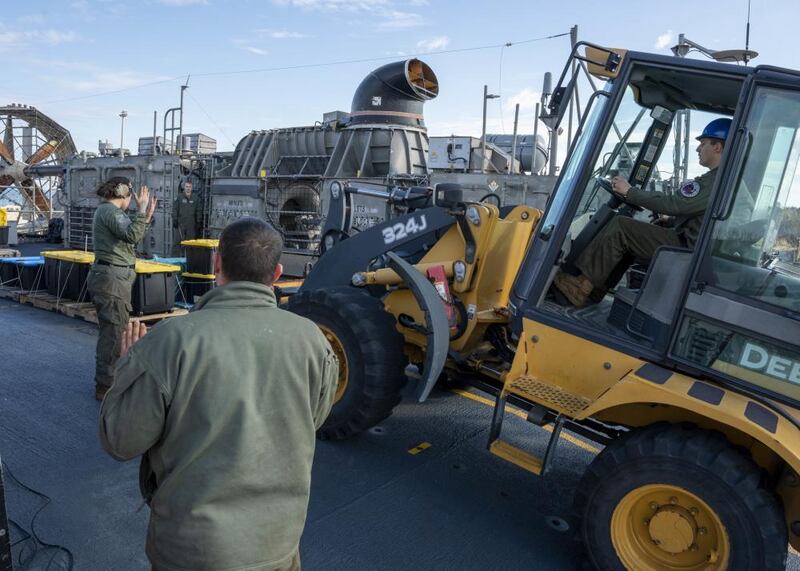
[489,440,544,475]
[506,376,592,416]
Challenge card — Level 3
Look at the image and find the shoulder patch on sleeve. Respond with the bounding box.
[679,180,701,198]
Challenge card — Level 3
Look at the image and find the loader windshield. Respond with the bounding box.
[533,60,746,350]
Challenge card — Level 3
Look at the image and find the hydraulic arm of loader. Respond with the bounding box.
[385,252,449,402]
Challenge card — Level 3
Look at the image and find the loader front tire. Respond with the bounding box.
[575,423,786,571]
[288,287,406,440]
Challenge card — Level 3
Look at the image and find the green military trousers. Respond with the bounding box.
[87,264,135,389]
[576,216,683,289]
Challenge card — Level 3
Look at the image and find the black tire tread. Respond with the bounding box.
[288,287,406,440]
[574,422,787,570]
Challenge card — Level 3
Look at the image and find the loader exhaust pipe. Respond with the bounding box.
[349,58,439,128]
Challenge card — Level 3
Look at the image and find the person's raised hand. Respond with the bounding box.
[146,196,158,222]
[135,185,150,211]
[121,321,148,357]
[611,176,631,197]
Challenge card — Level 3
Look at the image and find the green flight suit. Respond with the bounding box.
[99,282,338,571]
[576,168,717,289]
[172,193,201,243]
[87,201,149,390]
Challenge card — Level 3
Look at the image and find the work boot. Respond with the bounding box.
[552,272,593,308]
[95,384,110,401]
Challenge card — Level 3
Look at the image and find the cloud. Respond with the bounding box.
[157,0,209,5]
[416,36,448,52]
[378,10,425,30]
[504,88,541,113]
[266,29,309,39]
[28,59,172,93]
[409,0,428,4]
[0,28,79,49]
[655,30,673,50]
[245,46,269,55]
[272,0,388,11]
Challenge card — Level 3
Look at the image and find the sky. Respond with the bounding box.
[2,0,799,156]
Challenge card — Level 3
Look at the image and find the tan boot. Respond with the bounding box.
[553,272,594,308]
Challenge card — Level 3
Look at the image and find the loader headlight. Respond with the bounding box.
[330,181,342,199]
[466,206,481,226]
[454,260,467,282]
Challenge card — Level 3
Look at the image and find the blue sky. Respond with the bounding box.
[2,0,798,154]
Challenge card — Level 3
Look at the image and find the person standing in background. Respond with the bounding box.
[172,180,200,253]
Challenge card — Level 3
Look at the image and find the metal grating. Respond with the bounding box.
[507,376,592,415]
[67,206,95,250]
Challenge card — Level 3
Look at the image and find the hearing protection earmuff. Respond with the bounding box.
[113,183,132,198]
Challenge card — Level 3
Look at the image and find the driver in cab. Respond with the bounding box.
[553,118,731,308]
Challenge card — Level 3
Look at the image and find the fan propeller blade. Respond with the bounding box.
[28,140,59,166]
[20,179,52,213]
[2,116,12,161]
[0,140,13,165]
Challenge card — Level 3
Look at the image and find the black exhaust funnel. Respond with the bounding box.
[349,59,439,128]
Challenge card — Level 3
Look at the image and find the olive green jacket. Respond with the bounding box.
[172,195,201,232]
[627,168,718,246]
[93,201,149,266]
[99,282,338,571]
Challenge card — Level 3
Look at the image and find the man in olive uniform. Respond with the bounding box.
[99,218,338,570]
[554,117,731,307]
[172,180,200,249]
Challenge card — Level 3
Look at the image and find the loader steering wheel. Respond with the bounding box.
[595,177,643,212]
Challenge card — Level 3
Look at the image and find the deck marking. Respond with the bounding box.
[450,388,601,455]
[407,442,432,455]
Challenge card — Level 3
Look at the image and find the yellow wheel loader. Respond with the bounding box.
[288,43,800,569]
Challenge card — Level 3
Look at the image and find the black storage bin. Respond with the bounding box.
[43,252,93,301]
[182,239,218,275]
[181,273,215,304]
[131,262,179,315]
[0,260,18,286]
[18,260,45,291]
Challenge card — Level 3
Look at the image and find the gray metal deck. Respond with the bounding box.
[1,296,798,570]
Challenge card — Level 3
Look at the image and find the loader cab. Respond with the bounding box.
[510,48,800,406]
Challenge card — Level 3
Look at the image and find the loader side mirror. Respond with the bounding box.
[434,183,464,209]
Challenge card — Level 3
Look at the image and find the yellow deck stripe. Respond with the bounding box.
[450,388,601,455]
[407,442,432,455]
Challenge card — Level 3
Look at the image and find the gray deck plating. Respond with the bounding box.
[1,298,798,570]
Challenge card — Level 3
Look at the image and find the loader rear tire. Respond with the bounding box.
[287,287,406,440]
[574,423,787,571]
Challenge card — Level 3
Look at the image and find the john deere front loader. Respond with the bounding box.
[289,43,800,569]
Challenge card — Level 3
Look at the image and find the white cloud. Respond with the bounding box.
[409,0,428,5]
[378,10,425,30]
[267,30,309,39]
[157,0,209,5]
[272,0,388,11]
[655,30,673,50]
[245,46,269,55]
[504,88,541,113]
[416,36,448,52]
[0,28,79,49]
[68,70,172,92]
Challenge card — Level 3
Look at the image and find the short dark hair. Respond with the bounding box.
[219,218,283,285]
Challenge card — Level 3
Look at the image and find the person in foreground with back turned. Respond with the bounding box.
[88,176,156,401]
[99,217,339,570]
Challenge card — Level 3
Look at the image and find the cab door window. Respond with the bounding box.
[706,87,800,314]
